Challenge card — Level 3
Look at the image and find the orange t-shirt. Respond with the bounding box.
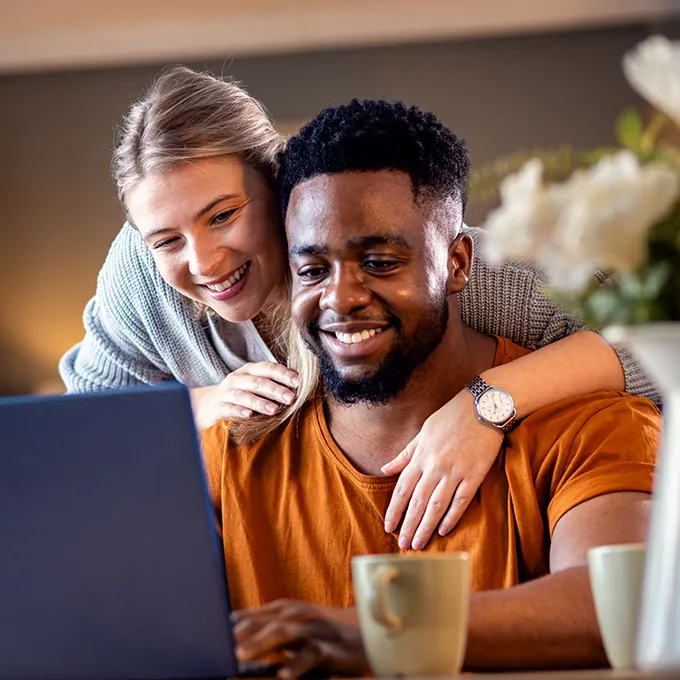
[201,336,659,611]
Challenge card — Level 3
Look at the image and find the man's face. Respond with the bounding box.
[286,171,457,405]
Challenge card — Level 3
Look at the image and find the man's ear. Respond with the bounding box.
[446,232,473,295]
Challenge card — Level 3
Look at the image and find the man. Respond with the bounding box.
[201,100,658,674]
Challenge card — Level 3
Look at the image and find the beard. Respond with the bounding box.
[306,294,450,406]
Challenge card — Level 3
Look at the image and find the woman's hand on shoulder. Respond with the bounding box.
[190,362,299,432]
[381,388,504,550]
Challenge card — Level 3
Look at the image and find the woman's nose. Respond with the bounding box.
[187,235,226,278]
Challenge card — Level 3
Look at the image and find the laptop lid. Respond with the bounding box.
[0,382,238,680]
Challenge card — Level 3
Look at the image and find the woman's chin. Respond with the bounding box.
[207,294,264,324]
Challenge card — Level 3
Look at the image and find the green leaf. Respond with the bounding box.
[641,263,671,297]
[615,108,644,152]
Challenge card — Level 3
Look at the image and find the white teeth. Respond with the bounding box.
[334,328,383,344]
[206,263,249,292]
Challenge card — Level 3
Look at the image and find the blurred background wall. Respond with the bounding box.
[1,0,680,395]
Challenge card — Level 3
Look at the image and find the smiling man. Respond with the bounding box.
[201,99,659,675]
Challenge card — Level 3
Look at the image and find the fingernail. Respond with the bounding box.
[398,537,410,550]
[438,525,449,536]
[412,538,423,550]
[384,521,394,533]
[283,391,295,404]
[292,376,300,388]
[241,409,252,418]
[266,404,278,414]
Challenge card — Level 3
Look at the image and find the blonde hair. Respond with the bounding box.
[229,277,321,444]
[111,66,320,440]
[112,65,285,204]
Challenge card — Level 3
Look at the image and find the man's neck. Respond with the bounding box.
[325,312,498,476]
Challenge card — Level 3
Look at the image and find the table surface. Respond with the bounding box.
[231,671,680,680]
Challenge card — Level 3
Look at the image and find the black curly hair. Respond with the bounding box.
[278,98,470,222]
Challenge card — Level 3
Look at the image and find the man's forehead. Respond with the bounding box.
[288,232,414,258]
[285,171,425,247]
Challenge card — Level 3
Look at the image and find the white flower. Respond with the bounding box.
[483,159,559,263]
[555,151,679,275]
[623,35,680,127]
[483,151,680,293]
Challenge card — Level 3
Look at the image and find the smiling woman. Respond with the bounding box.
[60,67,661,550]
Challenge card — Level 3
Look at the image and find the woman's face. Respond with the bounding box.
[127,156,286,322]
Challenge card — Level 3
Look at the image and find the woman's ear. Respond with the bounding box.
[446,232,473,295]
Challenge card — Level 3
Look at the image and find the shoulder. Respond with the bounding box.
[510,391,659,535]
[494,335,533,365]
[94,224,202,337]
[201,401,319,476]
[512,391,660,469]
[97,224,178,305]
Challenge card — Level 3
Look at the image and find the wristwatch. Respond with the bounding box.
[466,375,518,433]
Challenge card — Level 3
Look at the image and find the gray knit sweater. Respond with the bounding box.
[59,224,660,404]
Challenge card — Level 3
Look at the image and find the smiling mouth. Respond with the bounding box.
[332,328,384,345]
[204,262,250,293]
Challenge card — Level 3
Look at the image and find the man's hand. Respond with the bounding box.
[232,600,369,678]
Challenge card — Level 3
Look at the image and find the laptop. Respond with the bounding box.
[0,382,240,680]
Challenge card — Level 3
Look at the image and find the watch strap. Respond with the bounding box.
[466,374,492,399]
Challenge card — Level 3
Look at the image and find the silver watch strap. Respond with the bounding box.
[466,375,491,399]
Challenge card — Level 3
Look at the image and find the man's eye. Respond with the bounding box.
[298,266,328,281]
[212,209,237,225]
[363,259,399,272]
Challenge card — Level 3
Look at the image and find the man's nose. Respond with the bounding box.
[187,234,226,278]
[320,266,372,315]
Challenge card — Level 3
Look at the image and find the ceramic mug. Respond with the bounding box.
[588,543,646,669]
[351,552,470,676]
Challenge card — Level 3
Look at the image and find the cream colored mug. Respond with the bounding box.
[351,553,470,676]
[588,543,646,669]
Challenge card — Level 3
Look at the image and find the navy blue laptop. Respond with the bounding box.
[0,382,238,680]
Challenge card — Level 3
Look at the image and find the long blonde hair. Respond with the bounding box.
[111,66,319,440]
[229,276,320,444]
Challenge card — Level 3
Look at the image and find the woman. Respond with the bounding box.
[60,66,659,550]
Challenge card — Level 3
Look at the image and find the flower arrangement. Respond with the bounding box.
[479,36,680,328]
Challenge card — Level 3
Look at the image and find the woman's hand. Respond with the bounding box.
[189,362,299,432]
[233,600,368,679]
[381,389,504,550]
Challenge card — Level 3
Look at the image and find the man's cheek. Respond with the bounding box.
[291,290,319,330]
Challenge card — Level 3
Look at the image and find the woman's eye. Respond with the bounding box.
[212,209,237,225]
[153,237,179,250]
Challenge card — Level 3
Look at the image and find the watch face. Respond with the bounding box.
[477,388,514,424]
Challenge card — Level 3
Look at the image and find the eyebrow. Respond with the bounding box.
[142,194,243,241]
[289,234,413,257]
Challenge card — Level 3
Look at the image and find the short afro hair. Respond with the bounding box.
[278,99,470,221]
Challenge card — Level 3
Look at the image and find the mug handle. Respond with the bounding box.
[369,565,404,637]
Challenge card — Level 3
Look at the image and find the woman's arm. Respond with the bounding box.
[60,225,178,391]
[482,330,624,418]
[382,228,660,550]
[462,225,660,404]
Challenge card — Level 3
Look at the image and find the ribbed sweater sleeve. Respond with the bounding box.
[59,224,229,391]
[461,228,661,406]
